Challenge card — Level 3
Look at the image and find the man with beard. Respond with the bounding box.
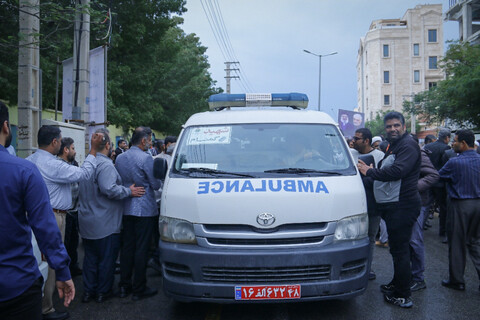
[0,101,75,319]
[358,111,421,308]
[78,129,145,303]
[353,128,384,281]
[115,127,162,301]
[27,126,103,320]
[58,138,82,278]
[439,129,480,291]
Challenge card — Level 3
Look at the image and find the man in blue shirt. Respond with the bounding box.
[0,101,75,320]
[116,126,162,301]
[439,129,480,291]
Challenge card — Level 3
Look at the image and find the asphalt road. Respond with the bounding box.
[55,214,480,320]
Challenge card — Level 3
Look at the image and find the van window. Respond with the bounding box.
[172,123,356,177]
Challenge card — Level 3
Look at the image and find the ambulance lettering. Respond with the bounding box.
[197,180,329,194]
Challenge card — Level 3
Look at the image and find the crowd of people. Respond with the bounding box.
[354,111,480,308]
[1,98,480,318]
[0,100,177,320]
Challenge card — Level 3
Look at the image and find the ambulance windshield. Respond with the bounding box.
[172,123,356,177]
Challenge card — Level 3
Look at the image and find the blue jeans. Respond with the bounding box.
[82,233,121,295]
[410,206,427,282]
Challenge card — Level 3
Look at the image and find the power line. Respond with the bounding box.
[200,0,256,93]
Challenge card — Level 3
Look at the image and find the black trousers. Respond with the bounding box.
[83,233,121,295]
[432,186,448,236]
[380,205,420,298]
[0,277,43,320]
[119,215,156,294]
[447,198,480,284]
[64,211,80,268]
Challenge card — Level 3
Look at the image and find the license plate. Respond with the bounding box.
[235,285,301,300]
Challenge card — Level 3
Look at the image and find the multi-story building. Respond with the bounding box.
[445,0,480,44]
[357,4,444,121]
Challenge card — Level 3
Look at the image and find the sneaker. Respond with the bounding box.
[410,280,426,291]
[369,271,376,280]
[384,293,413,308]
[380,282,396,294]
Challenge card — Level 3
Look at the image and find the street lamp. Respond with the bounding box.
[303,50,338,111]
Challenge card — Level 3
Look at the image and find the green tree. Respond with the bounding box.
[365,111,390,137]
[403,41,480,128]
[0,0,105,107]
[1,1,221,136]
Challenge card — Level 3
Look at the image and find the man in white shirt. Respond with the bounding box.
[27,125,103,320]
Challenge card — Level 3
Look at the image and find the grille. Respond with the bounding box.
[207,236,324,246]
[202,265,331,283]
[340,259,366,278]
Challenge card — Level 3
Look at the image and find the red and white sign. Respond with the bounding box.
[235,285,301,300]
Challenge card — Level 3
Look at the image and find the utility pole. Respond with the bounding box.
[402,93,417,134]
[73,0,90,153]
[73,0,90,124]
[224,62,239,94]
[17,0,41,158]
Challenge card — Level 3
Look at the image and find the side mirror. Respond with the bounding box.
[153,157,168,180]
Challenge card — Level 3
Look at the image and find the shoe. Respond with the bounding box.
[424,221,432,228]
[131,287,158,301]
[410,280,427,291]
[118,286,132,298]
[380,282,396,294]
[96,291,113,303]
[69,267,82,277]
[81,292,95,303]
[383,293,413,308]
[369,271,376,280]
[42,311,70,320]
[442,237,448,244]
[147,257,162,274]
[441,279,465,291]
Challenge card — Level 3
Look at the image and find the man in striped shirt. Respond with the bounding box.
[439,129,480,291]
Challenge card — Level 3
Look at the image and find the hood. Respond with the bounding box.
[161,176,367,227]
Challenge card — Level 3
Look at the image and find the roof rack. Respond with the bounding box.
[208,93,309,110]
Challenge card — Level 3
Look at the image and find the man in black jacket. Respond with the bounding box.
[424,128,451,242]
[358,112,421,308]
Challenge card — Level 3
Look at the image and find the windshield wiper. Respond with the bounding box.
[179,167,255,178]
[264,168,342,175]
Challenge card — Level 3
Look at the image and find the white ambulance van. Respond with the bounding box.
[158,93,369,302]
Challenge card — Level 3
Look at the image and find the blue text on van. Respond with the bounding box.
[197,179,329,194]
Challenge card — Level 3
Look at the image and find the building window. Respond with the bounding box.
[413,44,419,56]
[414,70,420,83]
[383,44,389,57]
[428,29,437,42]
[429,82,437,89]
[384,71,390,84]
[384,95,390,105]
[429,56,438,69]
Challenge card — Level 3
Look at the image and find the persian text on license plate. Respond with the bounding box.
[235,285,301,300]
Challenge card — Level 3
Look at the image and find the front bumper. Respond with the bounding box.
[159,237,369,303]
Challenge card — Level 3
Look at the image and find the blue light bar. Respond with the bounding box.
[208,93,309,110]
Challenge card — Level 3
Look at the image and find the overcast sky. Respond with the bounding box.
[180,1,459,118]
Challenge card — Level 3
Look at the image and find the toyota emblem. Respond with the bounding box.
[257,213,275,226]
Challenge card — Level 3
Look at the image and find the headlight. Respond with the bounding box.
[334,213,368,241]
[159,216,197,244]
